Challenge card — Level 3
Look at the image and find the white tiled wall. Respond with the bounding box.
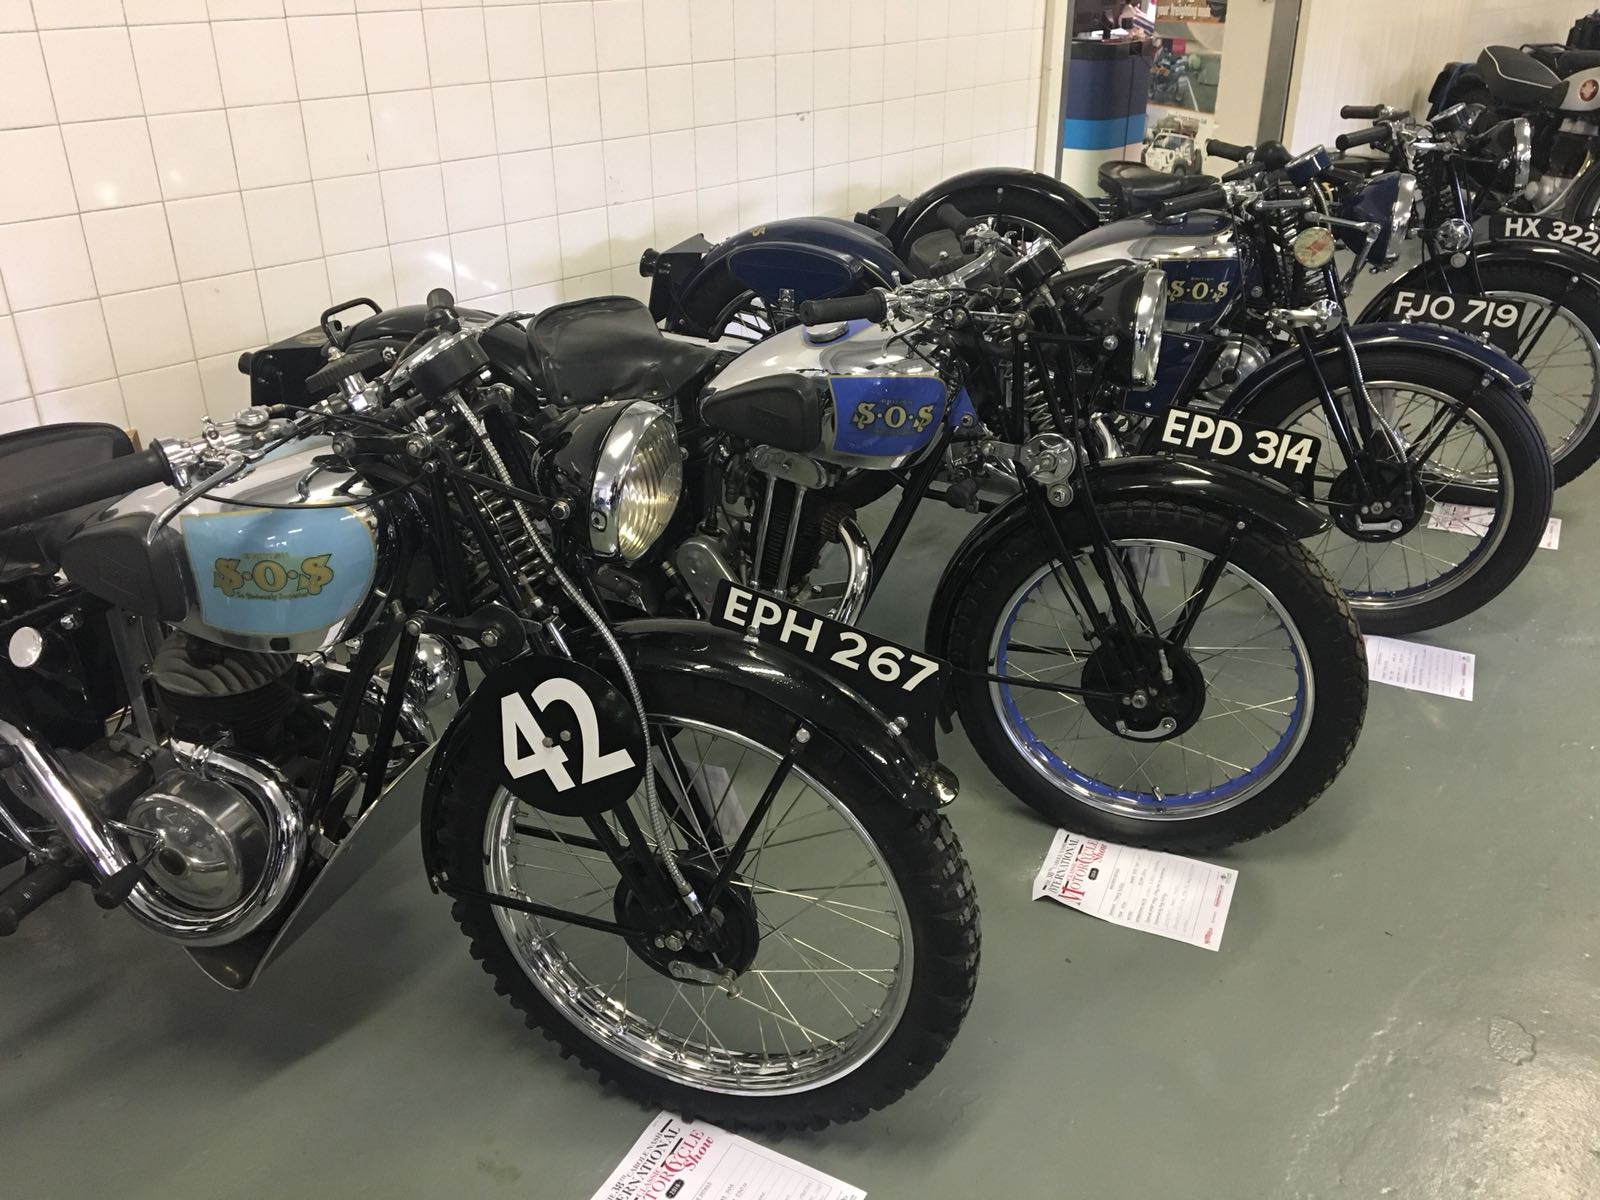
[1284,0,1565,154]
[0,0,1046,439]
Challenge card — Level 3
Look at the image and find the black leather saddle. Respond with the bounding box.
[1098,161,1217,215]
[0,423,133,582]
[1478,45,1567,109]
[1525,43,1600,78]
[525,296,721,407]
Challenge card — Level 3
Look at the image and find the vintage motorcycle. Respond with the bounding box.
[1428,41,1600,221]
[1325,102,1600,485]
[1076,140,1553,634]
[680,243,1371,851]
[638,138,1554,634]
[0,297,980,1130]
[265,240,1372,850]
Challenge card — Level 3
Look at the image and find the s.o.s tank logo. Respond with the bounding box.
[214,553,335,600]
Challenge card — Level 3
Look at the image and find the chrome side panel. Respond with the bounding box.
[704,318,949,469]
[1058,212,1239,271]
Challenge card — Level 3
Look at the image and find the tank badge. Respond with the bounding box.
[214,553,336,600]
[849,400,938,433]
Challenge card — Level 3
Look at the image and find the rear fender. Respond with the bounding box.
[886,168,1101,252]
[1223,324,1534,415]
[922,458,1329,664]
[646,219,906,337]
[418,621,952,879]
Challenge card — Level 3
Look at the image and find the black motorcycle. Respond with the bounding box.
[0,296,979,1130]
[1327,102,1600,486]
[1429,40,1600,221]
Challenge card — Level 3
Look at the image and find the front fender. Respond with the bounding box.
[1224,324,1534,415]
[921,458,1329,663]
[656,218,907,337]
[419,622,952,878]
[887,168,1101,253]
[1357,244,1600,327]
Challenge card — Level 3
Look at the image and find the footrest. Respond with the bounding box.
[0,861,79,936]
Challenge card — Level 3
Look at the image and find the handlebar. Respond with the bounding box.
[1334,125,1388,151]
[0,445,172,529]
[795,291,889,325]
[1339,104,1409,121]
[1206,139,1253,162]
[1152,187,1228,218]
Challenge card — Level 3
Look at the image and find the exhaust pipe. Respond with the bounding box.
[0,718,306,945]
[0,716,124,879]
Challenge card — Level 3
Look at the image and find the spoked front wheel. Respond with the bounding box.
[949,501,1368,852]
[438,675,978,1131]
[1232,348,1554,633]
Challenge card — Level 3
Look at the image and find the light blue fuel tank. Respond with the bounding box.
[65,441,391,653]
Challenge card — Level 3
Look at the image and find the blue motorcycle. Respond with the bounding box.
[641,143,1553,635]
[1085,139,1552,634]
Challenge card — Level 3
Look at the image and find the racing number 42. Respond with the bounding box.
[501,679,637,792]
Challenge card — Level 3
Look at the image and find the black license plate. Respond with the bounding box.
[708,581,950,735]
[1491,214,1600,257]
[1387,288,1530,355]
[1154,407,1320,493]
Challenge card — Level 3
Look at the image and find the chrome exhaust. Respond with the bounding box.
[833,518,874,624]
[0,719,306,946]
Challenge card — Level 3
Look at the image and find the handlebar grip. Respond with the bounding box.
[1152,187,1228,218]
[1340,104,1383,120]
[795,291,889,326]
[0,445,171,529]
[933,202,972,234]
[1205,139,1252,162]
[1334,126,1387,151]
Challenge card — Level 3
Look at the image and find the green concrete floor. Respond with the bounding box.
[3,459,1597,1200]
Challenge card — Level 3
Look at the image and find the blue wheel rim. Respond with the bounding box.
[989,544,1311,819]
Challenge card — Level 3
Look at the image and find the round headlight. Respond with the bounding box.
[1128,268,1167,389]
[590,401,682,560]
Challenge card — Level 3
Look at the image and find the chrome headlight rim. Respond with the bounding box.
[589,400,683,561]
[1390,173,1421,247]
[1509,117,1533,193]
[1130,268,1168,389]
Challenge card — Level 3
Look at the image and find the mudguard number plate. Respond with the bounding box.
[1155,407,1320,493]
[1492,214,1600,257]
[1387,289,1529,355]
[709,581,950,734]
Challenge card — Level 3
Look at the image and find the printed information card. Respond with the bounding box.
[1032,830,1237,950]
[1364,635,1476,701]
[590,1113,866,1200]
[1427,502,1562,550]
